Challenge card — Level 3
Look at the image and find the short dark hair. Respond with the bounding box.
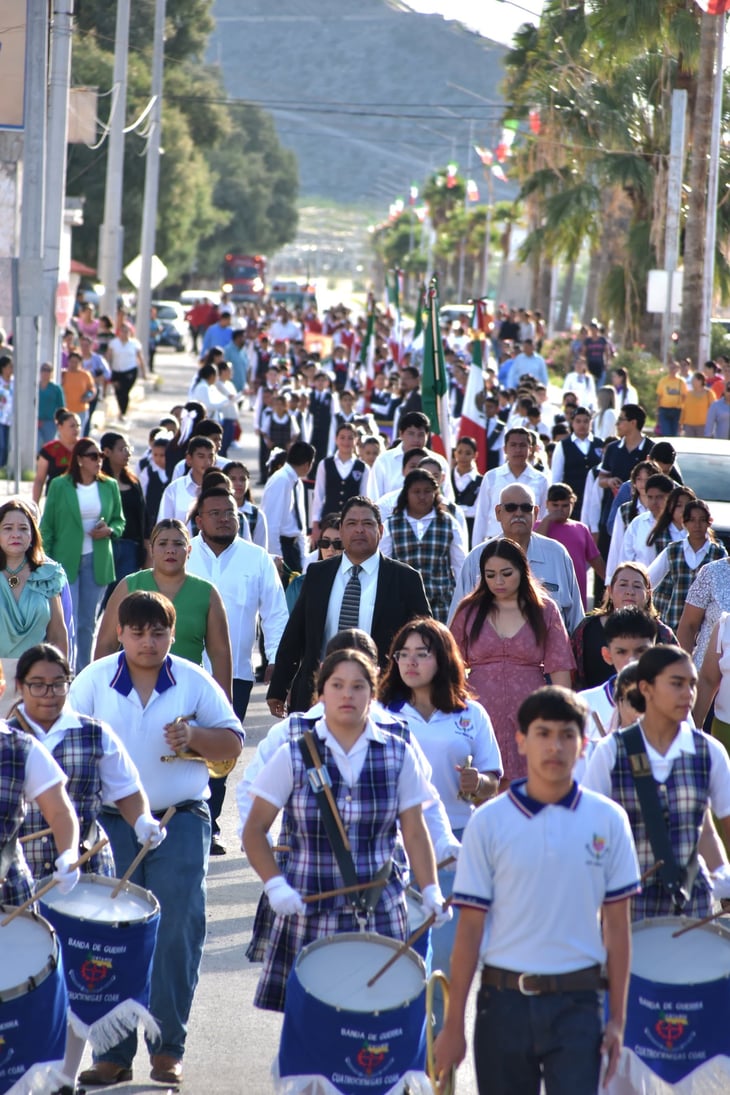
[547,482,576,503]
[286,441,316,467]
[341,495,382,525]
[192,419,223,439]
[455,436,477,452]
[645,473,675,495]
[504,426,530,444]
[399,411,429,433]
[622,403,646,430]
[602,607,658,645]
[517,686,588,736]
[187,435,215,456]
[118,590,176,631]
[325,628,378,663]
[402,446,429,470]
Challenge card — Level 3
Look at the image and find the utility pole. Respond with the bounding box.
[136,0,166,364]
[699,18,725,366]
[14,0,48,481]
[98,0,131,322]
[41,0,74,371]
[456,120,474,303]
[662,90,687,367]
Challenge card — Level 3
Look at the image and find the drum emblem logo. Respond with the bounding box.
[654,1013,689,1050]
[354,1041,389,1076]
[78,953,113,990]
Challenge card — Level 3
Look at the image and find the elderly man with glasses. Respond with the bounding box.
[448,483,583,633]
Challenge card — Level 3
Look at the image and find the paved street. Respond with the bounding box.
[63,346,480,1094]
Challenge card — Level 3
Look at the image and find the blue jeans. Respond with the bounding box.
[430,827,463,1028]
[38,420,57,447]
[657,406,681,437]
[0,423,9,468]
[102,538,142,610]
[97,805,211,1065]
[70,553,106,671]
[473,984,603,1095]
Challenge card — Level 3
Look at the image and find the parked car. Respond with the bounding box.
[669,436,730,550]
[151,300,188,351]
[179,288,221,309]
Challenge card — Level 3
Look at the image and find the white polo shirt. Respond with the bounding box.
[386,699,502,830]
[69,653,243,812]
[453,781,640,972]
[19,703,142,803]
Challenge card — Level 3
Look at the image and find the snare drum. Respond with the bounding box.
[0,907,67,1094]
[406,890,432,972]
[41,874,160,1051]
[279,932,427,1095]
[621,916,730,1087]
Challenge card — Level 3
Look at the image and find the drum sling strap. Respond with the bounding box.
[298,731,392,920]
[0,838,18,884]
[622,725,700,913]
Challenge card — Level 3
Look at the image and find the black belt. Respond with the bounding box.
[481,964,606,995]
[102,800,207,822]
[279,535,298,542]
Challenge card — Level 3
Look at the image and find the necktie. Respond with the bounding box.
[292,483,303,530]
[338,564,362,630]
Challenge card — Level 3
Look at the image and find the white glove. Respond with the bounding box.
[421,883,453,928]
[134,813,166,849]
[711,864,730,900]
[436,838,461,870]
[264,875,306,916]
[53,849,80,895]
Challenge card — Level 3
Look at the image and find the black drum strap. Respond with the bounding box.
[622,725,698,912]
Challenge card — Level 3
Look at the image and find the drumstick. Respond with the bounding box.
[302,878,390,904]
[272,845,291,854]
[672,907,729,938]
[640,859,664,884]
[367,896,455,988]
[303,732,351,851]
[405,857,457,899]
[110,806,176,899]
[593,711,608,738]
[0,837,110,927]
[19,827,53,844]
[457,755,474,801]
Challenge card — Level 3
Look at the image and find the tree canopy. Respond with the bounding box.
[68,0,299,285]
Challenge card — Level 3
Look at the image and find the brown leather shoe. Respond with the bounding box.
[150,1054,183,1084]
[78,1062,133,1086]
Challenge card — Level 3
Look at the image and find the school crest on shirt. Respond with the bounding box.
[352,469,363,482]
[585,833,607,864]
[454,714,473,740]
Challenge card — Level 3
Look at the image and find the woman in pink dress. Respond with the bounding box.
[450,538,575,782]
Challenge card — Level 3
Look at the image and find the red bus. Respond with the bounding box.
[221,253,266,302]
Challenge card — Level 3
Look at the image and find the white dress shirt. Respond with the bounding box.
[187,536,288,681]
[550,434,596,486]
[323,552,380,654]
[157,472,201,527]
[260,463,306,561]
[648,538,715,586]
[311,455,370,523]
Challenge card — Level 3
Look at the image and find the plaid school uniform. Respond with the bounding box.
[652,540,727,632]
[611,725,712,921]
[0,727,35,906]
[15,716,116,880]
[254,727,409,1012]
[389,509,456,623]
[246,713,412,963]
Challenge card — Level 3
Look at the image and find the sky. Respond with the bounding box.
[402,0,543,47]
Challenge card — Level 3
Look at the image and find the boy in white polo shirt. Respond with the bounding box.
[433,686,640,1095]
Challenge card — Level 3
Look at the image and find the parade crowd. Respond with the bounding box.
[4,291,730,1095]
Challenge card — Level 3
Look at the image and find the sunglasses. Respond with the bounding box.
[320,538,343,549]
[82,451,102,460]
[502,502,534,514]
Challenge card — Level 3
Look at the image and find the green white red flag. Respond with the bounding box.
[456,301,489,472]
[421,277,452,459]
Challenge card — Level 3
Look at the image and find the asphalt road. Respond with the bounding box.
[64,346,481,1094]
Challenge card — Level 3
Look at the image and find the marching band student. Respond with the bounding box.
[583,645,730,922]
[434,686,640,1094]
[71,590,243,1087]
[244,647,451,1012]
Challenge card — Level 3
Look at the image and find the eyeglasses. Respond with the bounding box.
[21,679,70,696]
[201,509,237,520]
[82,451,102,461]
[393,649,433,663]
[320,538,343,549]
[502,502,534,514]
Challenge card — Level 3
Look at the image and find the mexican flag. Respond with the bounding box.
[421,277,452,459]
[695,0,730,10]
[457,301,489,472]
[359,294,376,406]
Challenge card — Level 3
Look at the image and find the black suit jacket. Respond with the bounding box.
[268,553,432,711]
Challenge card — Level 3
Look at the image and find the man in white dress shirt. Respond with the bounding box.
[157,435,216,528]
[260,440,315,580]
[471,427,550,544]
[188,486,288,851]
[370,411,452,500]
[449,483,583,633]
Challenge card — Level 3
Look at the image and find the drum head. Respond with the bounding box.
[40,873,160,924]
[295,932,425,1013]
[0,907,58,997]
[632,916,730,984]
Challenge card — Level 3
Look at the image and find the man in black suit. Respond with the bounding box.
[267,496,431,715]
